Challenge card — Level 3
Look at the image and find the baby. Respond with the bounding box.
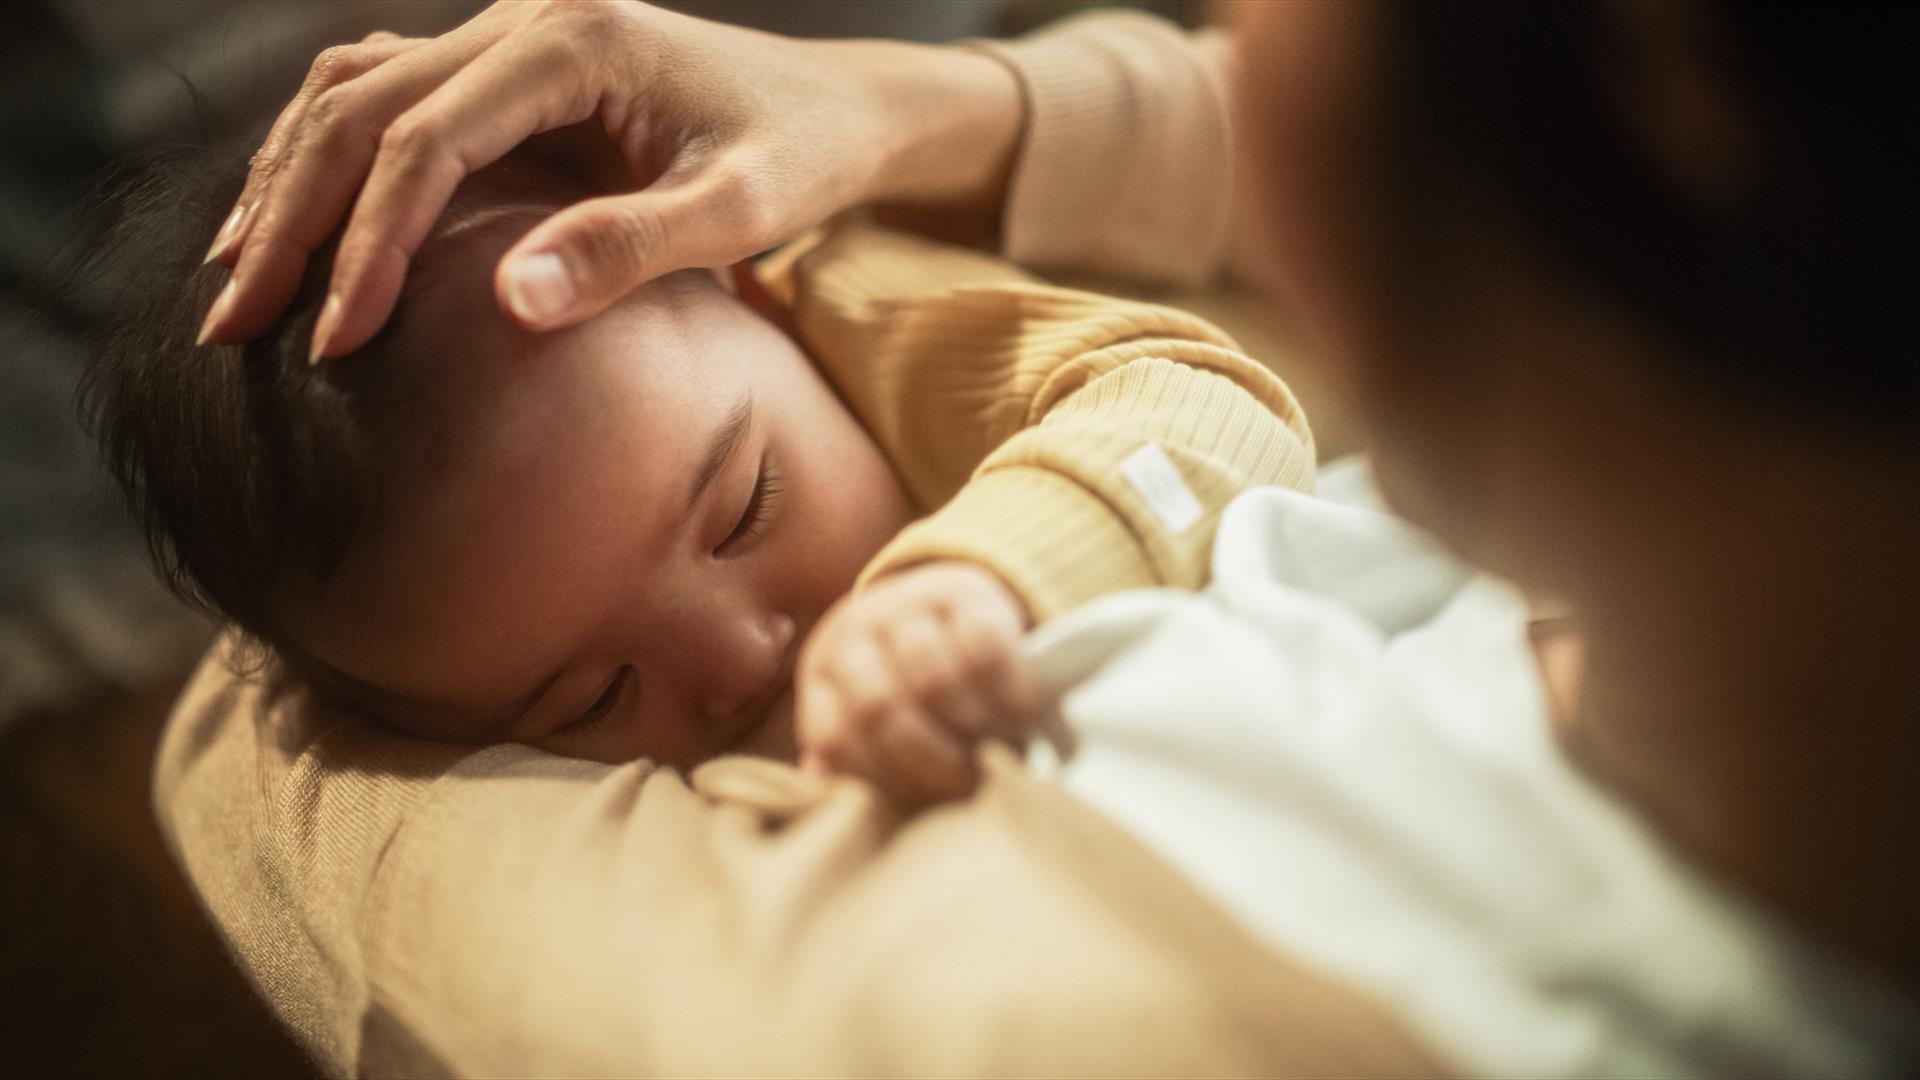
[91,146,1314,801]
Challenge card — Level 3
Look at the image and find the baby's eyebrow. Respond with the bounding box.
[683,392,754,519]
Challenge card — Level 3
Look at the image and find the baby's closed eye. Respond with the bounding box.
[555,665,635,739]
[716,452,783,558]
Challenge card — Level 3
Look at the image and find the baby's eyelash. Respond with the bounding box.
[562,666,631,735]
[717,457,782,557]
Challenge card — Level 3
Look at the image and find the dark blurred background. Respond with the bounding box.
[0,2,1203,1076]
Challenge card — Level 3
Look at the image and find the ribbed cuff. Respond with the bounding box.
[859,465,1154,625]
[965,11,1232,289]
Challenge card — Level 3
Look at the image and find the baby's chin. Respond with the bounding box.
[726,685,798,763]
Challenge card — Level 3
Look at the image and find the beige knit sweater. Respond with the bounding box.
[154,13,1440,1078]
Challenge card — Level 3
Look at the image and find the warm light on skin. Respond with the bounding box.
[293,202,914,770]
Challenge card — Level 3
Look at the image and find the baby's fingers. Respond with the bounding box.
[870,703,976,805]
[834,633,974,803]
[946,602,1053,730]
[885,613,1000,743]
[800,634,974,805]
[797,681,884,781]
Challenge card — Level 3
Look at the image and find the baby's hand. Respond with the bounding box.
[796,561,1052,805]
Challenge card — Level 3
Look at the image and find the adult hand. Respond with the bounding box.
[795,561,1053,806]
[199,0,1022,362]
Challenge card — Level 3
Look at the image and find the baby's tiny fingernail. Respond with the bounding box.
[203,204,247,264]
[196,280,235,346]
[503,251,574,324]
[308,293,342,365]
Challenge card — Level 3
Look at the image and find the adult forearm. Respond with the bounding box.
[970,12,1241,289]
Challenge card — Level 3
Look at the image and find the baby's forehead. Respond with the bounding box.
[401,164,574,317]
[398,155,725,355]
[398,231,722,410]
[387,203,738,472]
[368,152,745,464]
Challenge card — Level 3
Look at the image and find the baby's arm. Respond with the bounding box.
[777,223,1316,802]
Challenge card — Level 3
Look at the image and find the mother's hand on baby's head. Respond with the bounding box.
[198,0,1022,365]
[199,0,862,360]
[797,561,1053,807]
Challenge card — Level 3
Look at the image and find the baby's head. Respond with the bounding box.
[90,146,912,767]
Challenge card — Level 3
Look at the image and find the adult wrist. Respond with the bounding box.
[847,40,1024,216]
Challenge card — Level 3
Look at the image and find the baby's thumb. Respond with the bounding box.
[494,186,734,330]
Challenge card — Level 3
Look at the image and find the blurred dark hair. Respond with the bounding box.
[79,142,433,655]
[1383,1,1917,425]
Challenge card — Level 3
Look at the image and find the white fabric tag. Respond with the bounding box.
[1119,442,1203,534]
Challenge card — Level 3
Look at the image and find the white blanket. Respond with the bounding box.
[1024,459,1917,1078]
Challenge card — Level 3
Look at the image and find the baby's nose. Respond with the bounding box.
[699,612,796,722]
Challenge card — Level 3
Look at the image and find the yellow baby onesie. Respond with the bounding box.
[771,221,1316,621]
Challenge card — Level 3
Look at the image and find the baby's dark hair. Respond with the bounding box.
[82,142,437,656]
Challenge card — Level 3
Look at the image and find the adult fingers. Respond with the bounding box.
[313,24,613,360]
[200,9,520,345]
[491,158,777,332]
[205,33,425,267]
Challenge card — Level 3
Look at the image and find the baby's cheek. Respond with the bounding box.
[734,687,798,763]
[797,444,912,599]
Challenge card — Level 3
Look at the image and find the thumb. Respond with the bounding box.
[494,184,743,330]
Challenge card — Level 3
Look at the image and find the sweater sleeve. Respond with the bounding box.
[966,11,1242,291]
[782,223,1315,623]
[154,639,1443,1079]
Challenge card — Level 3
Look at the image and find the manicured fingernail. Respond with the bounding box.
[309,293,342,365]
[503,252,573,324]
[196,280,235,346]
[203,202,248,265]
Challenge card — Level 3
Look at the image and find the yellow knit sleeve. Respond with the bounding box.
[778,223,1315,623]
